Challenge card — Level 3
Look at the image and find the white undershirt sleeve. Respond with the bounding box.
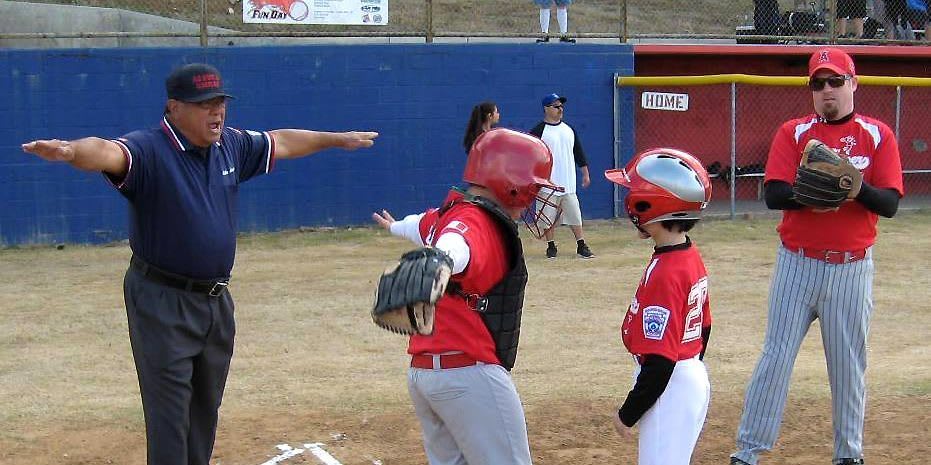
[388,213,427,246]
[434,232,471,275]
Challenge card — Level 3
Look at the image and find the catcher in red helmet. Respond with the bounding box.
[371,128,561,465]
[604,148,713,465]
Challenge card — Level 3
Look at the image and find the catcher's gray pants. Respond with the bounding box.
[408,362,532,465]
[732,245,873,464]
[124,266,235,465]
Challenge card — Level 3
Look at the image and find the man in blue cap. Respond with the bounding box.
[21,62,378,465]
[530,93,594,259]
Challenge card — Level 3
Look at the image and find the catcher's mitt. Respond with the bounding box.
[372,247,453,336]
[792,139,863,208]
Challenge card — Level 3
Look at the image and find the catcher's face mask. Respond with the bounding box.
[605,148,712,226]
[521,184,562,239]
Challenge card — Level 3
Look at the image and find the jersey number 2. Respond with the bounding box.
[682,276,708,343]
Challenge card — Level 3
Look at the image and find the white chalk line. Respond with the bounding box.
[255,442,345,465]
[305,442,345,465]
[258,444,305,465]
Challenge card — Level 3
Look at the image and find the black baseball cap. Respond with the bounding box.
[165,63,235,103]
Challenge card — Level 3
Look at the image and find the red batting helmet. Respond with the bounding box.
[464,128,563,238]
[604,148,711,226]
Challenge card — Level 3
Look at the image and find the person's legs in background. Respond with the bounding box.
[836,0,867,37]
[849,0,867,37]
[560,194,593,258]
[539,195,563,258]
[873,0,896,39]
[850,16,865,37]
[836,17,849,37]
[535,0,552,42]
[836,0,851,37]
[555,0,575,42]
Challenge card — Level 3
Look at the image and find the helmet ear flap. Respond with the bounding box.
[627,200,650,227]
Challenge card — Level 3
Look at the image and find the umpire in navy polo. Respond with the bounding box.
[22,63,378,465]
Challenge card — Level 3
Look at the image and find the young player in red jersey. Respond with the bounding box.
[604,148,713,465]
[372,128,562,465]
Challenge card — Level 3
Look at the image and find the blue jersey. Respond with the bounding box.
[107,117,274,278]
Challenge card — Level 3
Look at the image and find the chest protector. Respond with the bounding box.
[437,195,528,371]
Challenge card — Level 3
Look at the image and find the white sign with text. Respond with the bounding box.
[244,0,387,25]
[641,92,689,112]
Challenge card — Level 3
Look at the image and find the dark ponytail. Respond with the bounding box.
[463,100,497,154]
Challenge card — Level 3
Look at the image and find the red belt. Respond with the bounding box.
[783,244,868,265]
[411,353,479,369]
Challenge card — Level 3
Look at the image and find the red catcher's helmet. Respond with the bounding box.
[604,148,711,226]
[464,128,563,238]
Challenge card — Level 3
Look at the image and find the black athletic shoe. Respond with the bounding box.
[729,458,751,465]
[835,460,864,465]
[559,36,576,43]
[536,36,550,43]
[546,243,557,259]
[577,243,594,259]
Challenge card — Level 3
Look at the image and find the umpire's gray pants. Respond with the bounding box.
[124,266,235,465]
[733,245,873,464]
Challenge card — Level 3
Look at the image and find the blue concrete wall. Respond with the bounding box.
[1,44,634,245]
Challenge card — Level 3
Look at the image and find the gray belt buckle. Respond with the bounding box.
[208,281,228,297]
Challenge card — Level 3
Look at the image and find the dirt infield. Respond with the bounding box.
[1,211,929,465]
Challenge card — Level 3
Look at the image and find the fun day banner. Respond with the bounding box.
[244,0,387,25]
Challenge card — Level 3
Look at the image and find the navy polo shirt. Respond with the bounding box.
[107,117,274,279]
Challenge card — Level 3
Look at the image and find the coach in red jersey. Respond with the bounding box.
[729,48,904,465]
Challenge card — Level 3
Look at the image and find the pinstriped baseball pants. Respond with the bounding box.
[732,244,873,464]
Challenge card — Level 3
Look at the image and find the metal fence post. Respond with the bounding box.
[620,0,627,43]
[895,86,902,141]
[827,0,837,44]
[613,73,621,218]
[730,82,737,219]
[200,0,208,47]
[425,0,434,43]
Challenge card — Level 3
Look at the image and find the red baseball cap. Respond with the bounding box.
[808,48,856,78]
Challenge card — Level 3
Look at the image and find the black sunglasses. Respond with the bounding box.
[548,104,564,109]
[809,75,851,91]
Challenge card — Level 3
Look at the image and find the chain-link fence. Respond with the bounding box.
[737,0,929,44]
[3,0,930,46]
[615,75,931,217]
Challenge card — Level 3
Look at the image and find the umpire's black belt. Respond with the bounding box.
[130,256,230,297]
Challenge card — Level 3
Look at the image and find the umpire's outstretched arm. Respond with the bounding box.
[269,129,377,159]
[22,137,127,177]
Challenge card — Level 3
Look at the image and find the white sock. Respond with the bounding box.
[557,8,568,34]
[540,8,550,34]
